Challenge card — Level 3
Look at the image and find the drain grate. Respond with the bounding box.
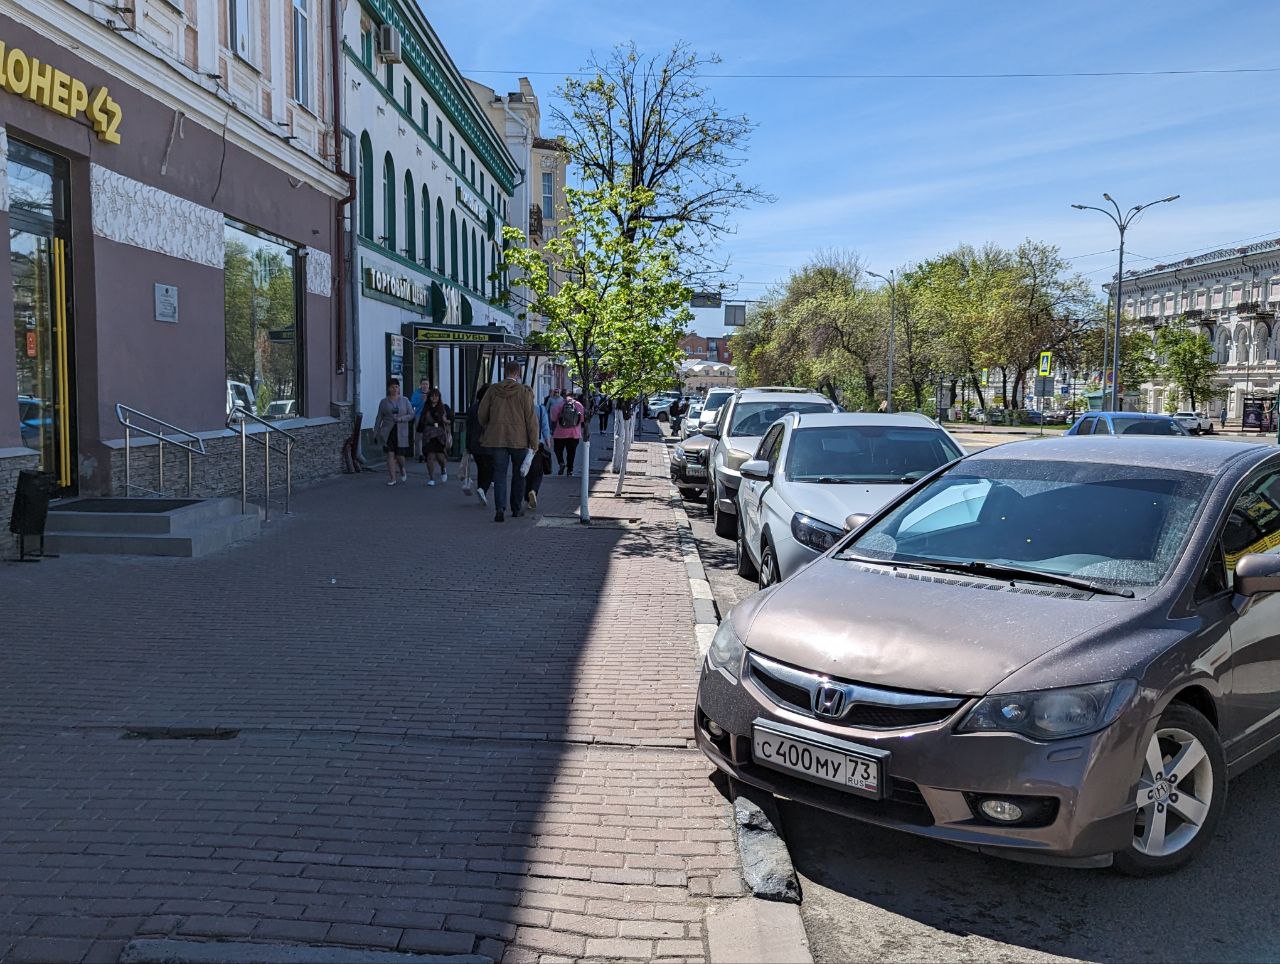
[122,726,240,741]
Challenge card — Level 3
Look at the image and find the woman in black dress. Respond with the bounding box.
[416,388,452,487]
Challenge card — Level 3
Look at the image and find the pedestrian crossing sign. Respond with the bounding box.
[1038,352,1053,377]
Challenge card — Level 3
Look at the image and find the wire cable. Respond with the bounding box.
[463,66,1280,81]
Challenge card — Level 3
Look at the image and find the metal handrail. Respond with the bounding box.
[116,403,207,498]
[226,407,297,520]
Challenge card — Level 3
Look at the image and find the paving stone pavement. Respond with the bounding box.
[0,434,742,963]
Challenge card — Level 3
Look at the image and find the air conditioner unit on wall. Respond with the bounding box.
[376,25,402,63]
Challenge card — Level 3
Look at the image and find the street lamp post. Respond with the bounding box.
[1071,194,1180,410]
[868,269,897,413]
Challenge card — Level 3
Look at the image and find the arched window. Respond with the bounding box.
[471,227,479,292]
[449,211,458,281]
[461,227,469,288]
[381,153,396,250]
[478,244,485,298]
[436,198,445,274]
[421,187,431,268]
[403,171,416,261]
[358,133,373,239]
[492,243,500,298]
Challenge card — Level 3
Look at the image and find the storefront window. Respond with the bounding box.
[224,220,301,420]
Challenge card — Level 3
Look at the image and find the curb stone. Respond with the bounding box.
[120,939,487,963]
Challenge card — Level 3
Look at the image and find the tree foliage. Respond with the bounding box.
[1158,325,1221,409]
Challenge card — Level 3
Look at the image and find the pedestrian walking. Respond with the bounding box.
[597,395,613,433]
[409,377,431,461]
[463,384,494,505]
[416,388,452,486]
[374,379,415,486]
[522,394,554,511]
[477,363,539,522]
[550,389,586,475]
[1220,408,1228,430]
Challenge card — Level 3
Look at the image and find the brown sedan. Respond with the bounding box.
[696,436,1280,874]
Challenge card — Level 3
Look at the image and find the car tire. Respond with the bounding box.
[678,486,702,501]
[758,539,780,589]
[1112,702,1225,877]
[1206,425,1215,435]
[713,489,736,539]
[735,515,759,580]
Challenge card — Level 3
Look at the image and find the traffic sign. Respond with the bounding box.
[1038,351,1053,377]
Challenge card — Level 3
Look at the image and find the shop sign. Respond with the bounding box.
[154,283,179,323]
[364,263,428,308]
[0,39,123,144]
[405,323,508,344]
[456,184,485,225]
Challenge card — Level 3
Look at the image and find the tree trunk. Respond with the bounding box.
[970,374,986,411]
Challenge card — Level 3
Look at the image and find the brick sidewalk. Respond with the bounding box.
[0,437,741,963]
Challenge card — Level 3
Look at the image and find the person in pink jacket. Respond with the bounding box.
[548,389,586,475]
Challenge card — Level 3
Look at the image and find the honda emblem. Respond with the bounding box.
[814,683,846,718]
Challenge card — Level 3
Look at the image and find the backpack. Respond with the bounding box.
[557,400,582,429]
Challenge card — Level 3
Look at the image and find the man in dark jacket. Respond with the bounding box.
[477,363,539,522]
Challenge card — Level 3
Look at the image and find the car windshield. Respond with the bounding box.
[841,459,1211,588]
[1112,417,1186,436]
[786,426,963,482]
[729,400,831,437]
[703,392,731,412]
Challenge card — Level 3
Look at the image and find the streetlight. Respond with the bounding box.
[1071,193,1180,411]
[867,268,897,413]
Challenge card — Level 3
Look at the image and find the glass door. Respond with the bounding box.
[9,140,75,492]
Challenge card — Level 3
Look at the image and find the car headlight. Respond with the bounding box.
[958,680,1136,740]
[706,620,745,683]
[672,446,687,464]
[790,513,843,553]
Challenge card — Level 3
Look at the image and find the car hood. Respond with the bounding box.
[783,482,908,529]
[736,557,1128,696]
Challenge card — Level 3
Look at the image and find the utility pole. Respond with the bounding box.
[868,269,897,413]
[1072,193,1180,410]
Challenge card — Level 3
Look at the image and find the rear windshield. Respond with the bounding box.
[729,401,832,437]
[703,392,732,412]
[787,426,962,482]
[1112,417,1186,436]
[843,459,1211,588]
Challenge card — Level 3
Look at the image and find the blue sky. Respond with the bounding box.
[429,0,1280,334]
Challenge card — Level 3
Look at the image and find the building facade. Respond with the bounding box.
[1110,240,1280,419]
[342,0,521,439]
[1,0,348,522]
[467,75,569,399]
[680,333,733,365]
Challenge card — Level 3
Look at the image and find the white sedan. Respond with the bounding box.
[733,412,965,586]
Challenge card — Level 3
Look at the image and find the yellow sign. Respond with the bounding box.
[0,39,122,144]
[1038,351,1053,377]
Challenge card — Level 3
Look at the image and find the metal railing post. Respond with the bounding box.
[285,439,292,514]
[240,417,247,516]
[264,430,271,522]
[124,422,131,495]
[187,448,193,498]
[158,438,165,496]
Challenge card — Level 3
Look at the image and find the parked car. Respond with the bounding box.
[226,379,255,417]
[697,435,1280,874]
[1065,412,1189,437]
[265,400,297,419]
[680,400,705,439]
[704,388,838,538]
[1173,411,1215,435]
[670,419,718,500]
[734,413,965,585]
[691,387,735,435]
[646,390,683,420]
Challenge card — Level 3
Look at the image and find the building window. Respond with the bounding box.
[420,98,428,129]
[384,60,393,92]
[224,220,300,421]
[470,160,475,184]
[291,0,310,107]
[402,78,411,113]
[449,210,458,281]
[360,27,372,68]
[471,227,479,293]
[403,171,416,261]
[436,198,445,273]
[230,0,259,62]
[436,118,442,147]
[460,148,466,178]
[449,133,455,163]
[480,171,485,195]
[479,244,486,297]
[357,132,373,239]
[541,172,554,220]
[461,226,469,288]
[421,187,431,267]
[382,153,396,250]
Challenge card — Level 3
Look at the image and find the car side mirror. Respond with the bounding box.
[740,459,771,482]
[702,423,721,439]
[1235,554,1280,597]
[844,513,870,532]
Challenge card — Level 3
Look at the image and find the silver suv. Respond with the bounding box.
[703,387,837,537]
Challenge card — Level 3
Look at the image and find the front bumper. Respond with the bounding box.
[695,656,1141,867]
[670,460,709,491]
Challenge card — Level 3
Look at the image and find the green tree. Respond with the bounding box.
[1158,325,1220,410]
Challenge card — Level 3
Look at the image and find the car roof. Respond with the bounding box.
[969,436,1274,475]
[788,412,940,430]
[733,388,830,404]
[1084,411,1177,420]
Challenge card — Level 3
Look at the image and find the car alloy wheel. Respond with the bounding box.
[1115,703,1224,876]
[758,541,779,589]
[736,514,759,580]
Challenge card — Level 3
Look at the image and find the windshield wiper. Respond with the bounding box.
[803,476,860,484]
[845,555,1134,598]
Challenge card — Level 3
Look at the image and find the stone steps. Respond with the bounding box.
[43,497,263,557]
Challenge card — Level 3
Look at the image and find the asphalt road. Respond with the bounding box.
[677,429,1280,963]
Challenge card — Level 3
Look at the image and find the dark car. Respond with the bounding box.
[671,424,716,500]
[697,436,1280,874]
[1065,412,1189,436]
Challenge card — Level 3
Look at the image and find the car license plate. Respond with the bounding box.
[752,724,882,798]
[684,466,706,478]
